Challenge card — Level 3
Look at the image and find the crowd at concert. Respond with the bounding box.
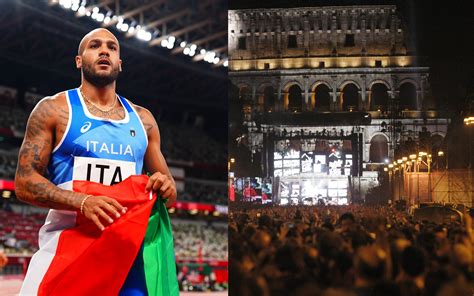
[229,204,473,295]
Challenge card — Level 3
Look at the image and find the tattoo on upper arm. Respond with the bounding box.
[17,101,53,178]
[136,107,156,133]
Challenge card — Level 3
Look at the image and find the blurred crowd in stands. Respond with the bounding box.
[180,181,227,205]
[229,204,474,296]
[173,221,228,261]
[0,210,228,262]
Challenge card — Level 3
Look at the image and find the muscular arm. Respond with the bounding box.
[136,106,177,207]
[15,96,85,210]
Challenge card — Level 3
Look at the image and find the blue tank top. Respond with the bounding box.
[48,88,150,295]
[48,88,148,189]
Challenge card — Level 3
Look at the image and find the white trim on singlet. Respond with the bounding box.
[126,99,149,146]
[52,92,73,153]
[77,88,130,124]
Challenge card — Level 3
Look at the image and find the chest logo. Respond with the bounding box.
[80,121,92,133]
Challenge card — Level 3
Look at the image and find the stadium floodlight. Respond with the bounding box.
[120,23,129,32]
[223,60,228,67]
[200,49,206,55]
[183,47,190,55]
[189,50,196,57]
[180,41,186,48]
[128,26,135,34]
[77,5,86,15]
[96,13,104,22]
[103,16,111,24]
[86,11,91,16]
[190,44,197,51]
[213,57,220,64]
[136,29,152,41]
[161,39,168,47]
[168,36,176,43]
[384,158,389,163]
[166,41,174,49]
[92,6,99,14]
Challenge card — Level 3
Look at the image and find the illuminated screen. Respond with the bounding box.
[278,178,348,206]
[234,177,273,204]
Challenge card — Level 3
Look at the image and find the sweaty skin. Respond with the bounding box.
[15,28,177,231]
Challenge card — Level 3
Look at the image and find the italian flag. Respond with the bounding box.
[20,175,179,296]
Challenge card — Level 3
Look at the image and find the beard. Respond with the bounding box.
[82,62,120,87]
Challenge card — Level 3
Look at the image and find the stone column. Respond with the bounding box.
[304,76,309,111]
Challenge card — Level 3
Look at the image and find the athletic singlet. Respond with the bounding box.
[48,88,147,188]
[20,88,149,296]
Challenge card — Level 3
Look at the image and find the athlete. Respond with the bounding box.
[15,28,177,295]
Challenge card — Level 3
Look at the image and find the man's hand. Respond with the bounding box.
[145,172,177,203]
[82,195,127,231]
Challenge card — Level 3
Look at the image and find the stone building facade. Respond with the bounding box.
[229,5,449,201]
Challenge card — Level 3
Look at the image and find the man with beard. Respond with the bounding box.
[15,28,177,295]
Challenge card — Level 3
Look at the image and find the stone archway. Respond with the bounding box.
[342,83,359,111]
[313,84,331,112]
[288,85,303,112]
[370,83,389,111]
